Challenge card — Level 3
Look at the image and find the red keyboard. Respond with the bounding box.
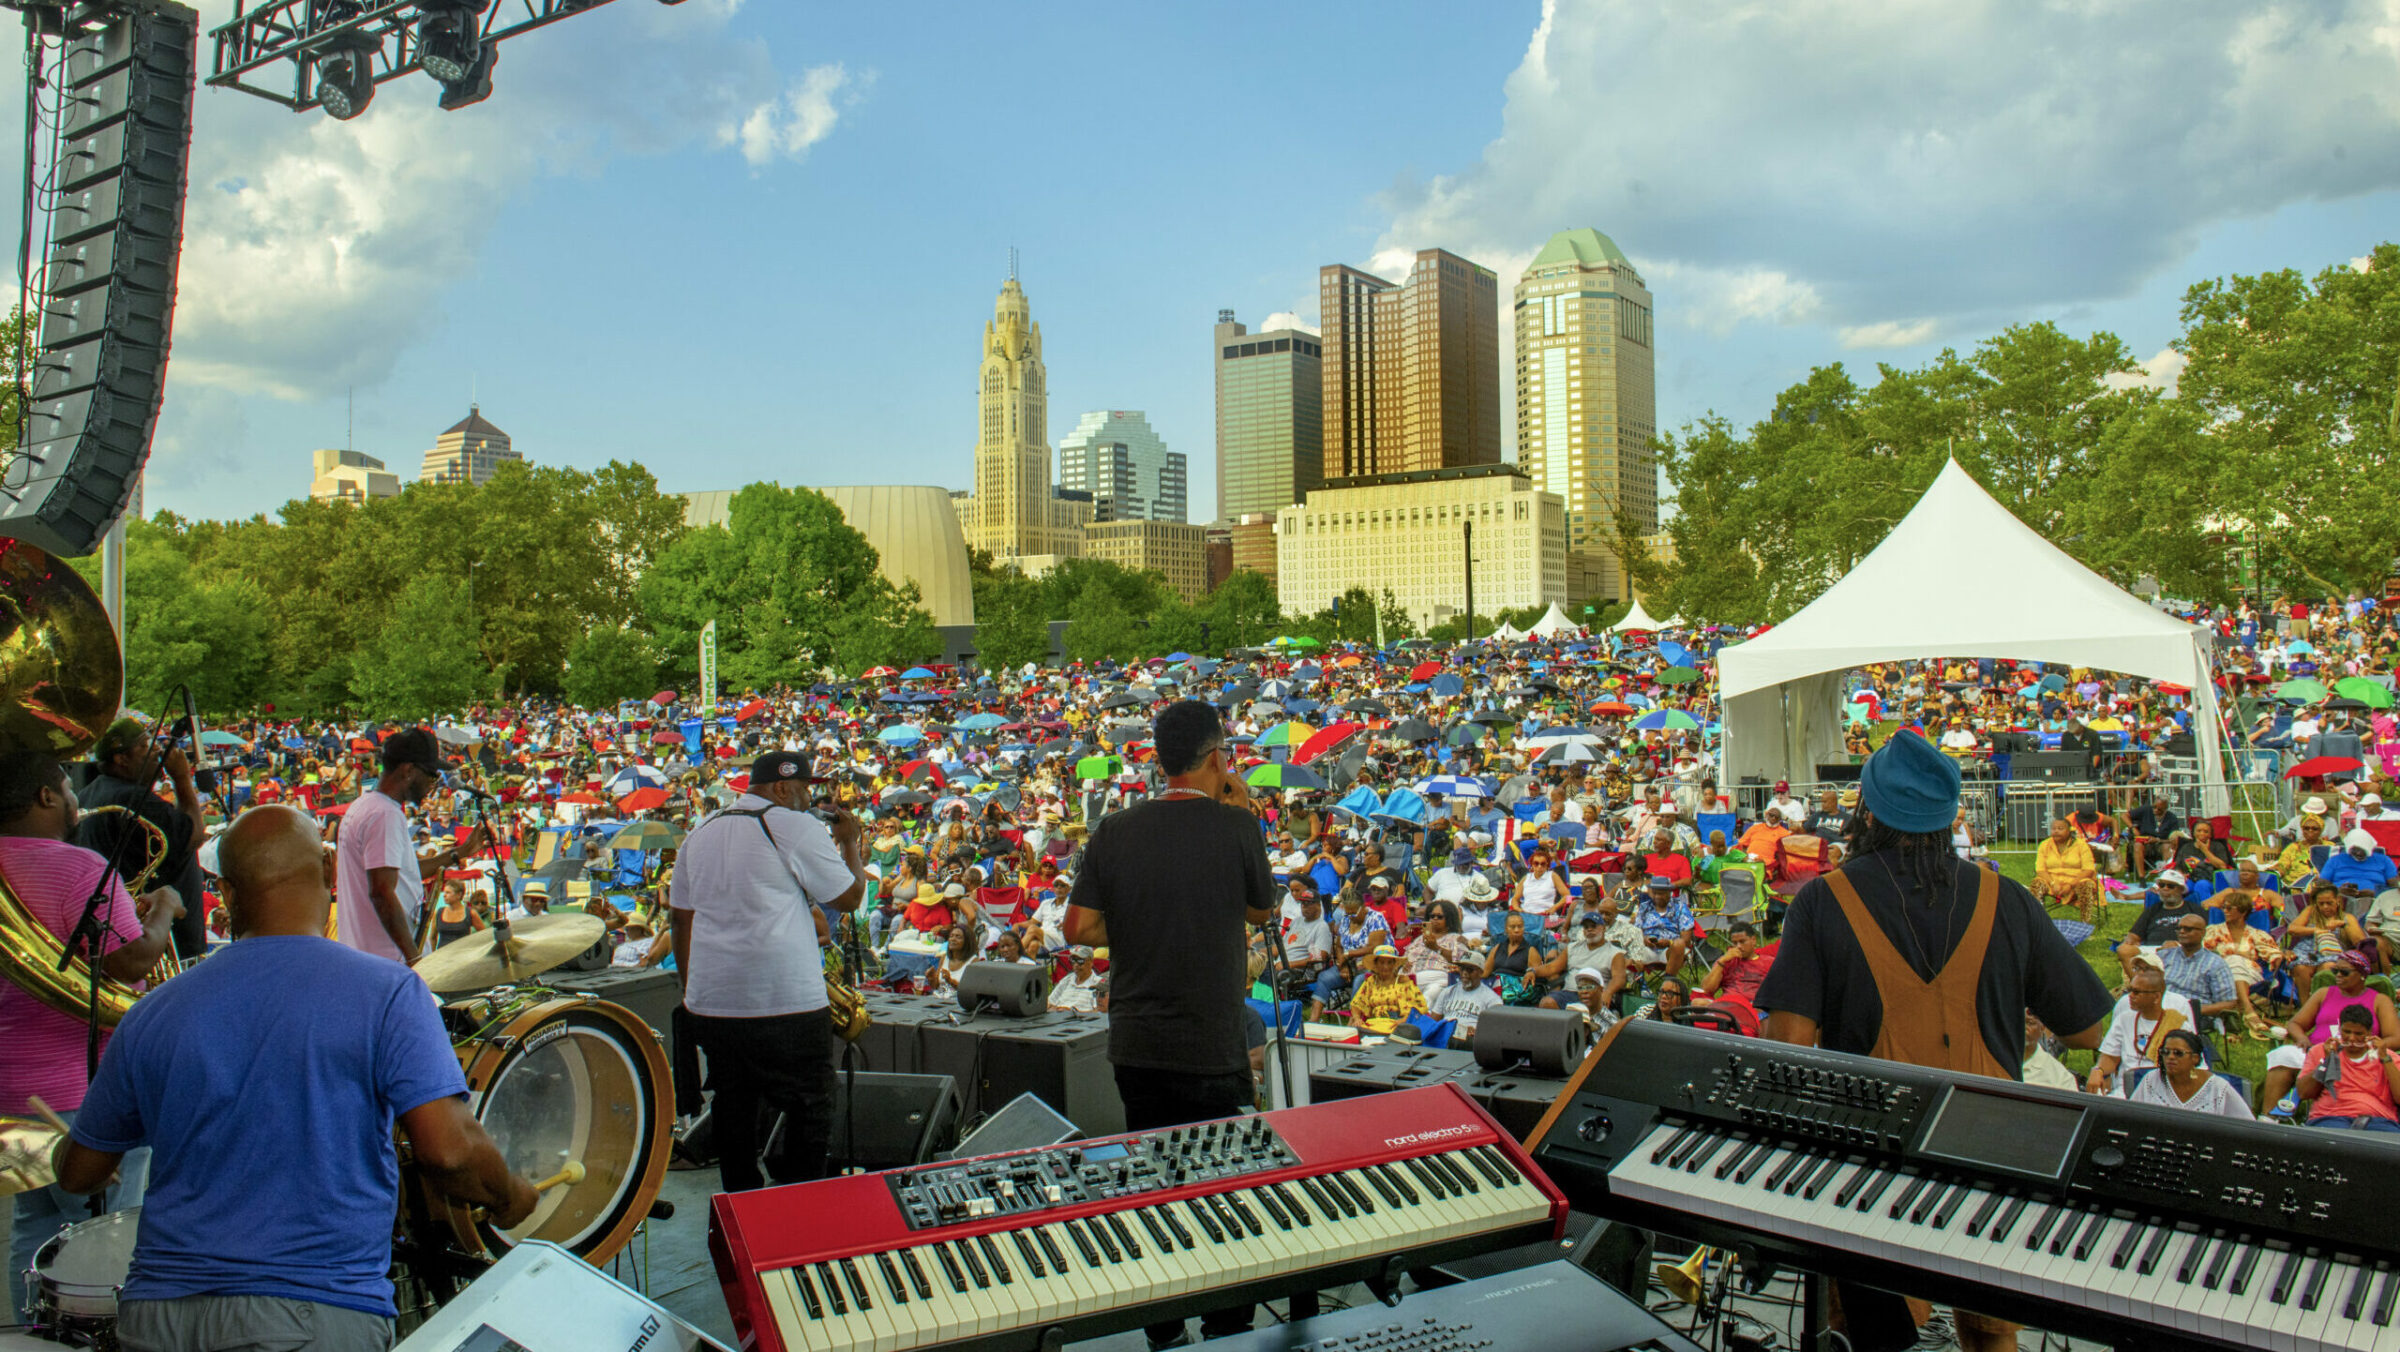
[709,1083,1567,1352]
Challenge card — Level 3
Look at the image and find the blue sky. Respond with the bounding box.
[54,1,2400,521]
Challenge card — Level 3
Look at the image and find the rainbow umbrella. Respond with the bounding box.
[1248,762,1328,792]
[1257,720,1316,749]
[1633,709,1701,732]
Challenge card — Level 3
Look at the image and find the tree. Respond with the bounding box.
[1377,588,1416,642]
[114,521,273,716]
[353,575,484,719]
[563,626,658,708]
[1205,570,1284,649]
[1063,581,1142,664]
[971,571,1052,671]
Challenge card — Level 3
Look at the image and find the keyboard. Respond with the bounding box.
[708,1083,1566,1352]
[1185,1259,1704,1352]
[1529,1020,2400,1352]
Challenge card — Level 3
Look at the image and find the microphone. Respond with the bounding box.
[179,686,218,794]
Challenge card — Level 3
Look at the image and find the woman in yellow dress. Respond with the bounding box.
[1347,945,1428,1035]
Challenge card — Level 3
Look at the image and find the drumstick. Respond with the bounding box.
[25,1095,71,1138]
[474,1160,582,1220]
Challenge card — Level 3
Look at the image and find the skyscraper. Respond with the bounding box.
[1513,228,1657,599]
[1319,249,1500,482]
[309,448,398,502]
[1212,310,1323,524]
[956,275,1090,562]
[420,405,520,485]
[1056,410,1186,523]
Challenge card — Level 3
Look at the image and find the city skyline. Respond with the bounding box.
[40,3,2392,525]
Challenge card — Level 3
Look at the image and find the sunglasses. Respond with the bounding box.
[2325,966,2358,977]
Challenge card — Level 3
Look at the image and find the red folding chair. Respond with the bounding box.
[2363,820,2400,858]
[977,885,1029,925]
[1772,834,1831,896]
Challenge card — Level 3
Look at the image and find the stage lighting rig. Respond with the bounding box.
[205,0,647,116]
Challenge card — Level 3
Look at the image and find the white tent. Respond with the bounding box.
[1610,599,1668,633]
[1488,622,1524,642]
[1718,460,2225,802]
[1526,602,1579,639]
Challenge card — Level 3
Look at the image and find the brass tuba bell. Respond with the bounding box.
[1655,1245,1718,1306]
[0,539,141,1025]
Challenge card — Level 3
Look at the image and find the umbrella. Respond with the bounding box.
[861,666,899,679]
[901,667,938,679]
[1257,679,1295,701]
[877,724,926,746]
[1100,692,1145,710]
[616,786,670,811]
[557,791,605,805]
[1290,664,1325,681]
[896,759,946,787]
[1257,720,1316,749]
[1466,709,1517,726]
[1654,666,1701,685]
[957,712,1009,730]
[1074,755,1121,780]
[2275,678,2328,704]
[2324,697,2373,713]
[2334,677,2396,710]
[609,820,684,850]
[651,689,678,705]
[1445,724,1489,746]
[2284,756,2364,780]
[2037,674,2068,692]
[1409,661,1443,681]
[1284,636,1323,650]
[608,765,669,793]
[734,698,770,722]
[1428,674,1466,698]
[1590,700,1637,716]
[1330,785,1382,819]
[879,788,933,807]
[1373,788,1430,826]
[1294,722,1362,764]
[1390,717,1439,742]
[1525,726,1601,748]
[1340,698,1391,717]
[1249,762,1328,792]
[1535,742,1600,765]
[2285,640,2317,656]
[649,729,684,745]
[1633,709,1702,732]
[1414,775,1487,800]
[199,729,250,748]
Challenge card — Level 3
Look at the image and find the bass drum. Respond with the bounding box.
[436,994,671,1265]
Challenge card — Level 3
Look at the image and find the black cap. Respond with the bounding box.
[750,750,816,786]
[382,726,443,776]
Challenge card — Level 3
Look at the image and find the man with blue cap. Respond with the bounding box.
[1757,730,2110,1352]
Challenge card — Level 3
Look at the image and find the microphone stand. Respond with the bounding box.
[1252,917,1301,1111]
[459,784,527,971]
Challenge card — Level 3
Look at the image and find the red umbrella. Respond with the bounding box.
[348,737,376,752]
[862,667,898,679]
[2284,756,2363,780]
[1408,661,1442,681]
[617,786,670,811]
[897,759,945,787]
[558,791,604,805]
[1294,721,1362,765]
[1591,700,1637,716]
[650,729,683,745]
[735,698,770,722]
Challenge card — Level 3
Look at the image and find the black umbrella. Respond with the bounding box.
[1390,718,1439,742]
[1035,739,1072,757]
[1223,682,1260,703]
[1341,698,1391,717]
[1100,692,1144,710]
[1468,709,1518,725]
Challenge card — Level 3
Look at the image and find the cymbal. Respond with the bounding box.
[414,913,608,993]
[0,1116,63,1196]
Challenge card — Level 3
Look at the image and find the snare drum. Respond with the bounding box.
[28,1205,138,1348]
[423,994,671,1265]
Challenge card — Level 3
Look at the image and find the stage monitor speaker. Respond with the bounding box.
[2003,751,2088,782]
[1428,1212,1653,1300]
[1472,1008,1590,1077]
[1813,763,1862,784]
[543,966,678,1040]
[1307,1046,1478,1103]
[825,1072,960,1171]
[956,960,1049,1018]
[943,1091,1080,1160]
[7,6,195,556]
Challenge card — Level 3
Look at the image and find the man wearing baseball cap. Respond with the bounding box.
[333,726,491,965]
[671,749,868,1193]
[1757,730,2109,1352]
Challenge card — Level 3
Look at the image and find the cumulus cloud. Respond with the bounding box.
[2103,346,2190,395]
[1374,0,2400,347]
[1260,311,1320,335]
[722,63,862,168]
[155,3,854,404]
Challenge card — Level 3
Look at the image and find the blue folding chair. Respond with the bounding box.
[1401,1009,1457,1048]
[1695,812,1738,848]
[1545,823,1587,848]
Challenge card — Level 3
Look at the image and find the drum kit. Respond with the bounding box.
[0,544,677,1349]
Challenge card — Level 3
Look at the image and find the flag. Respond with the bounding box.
[699,619,719,718]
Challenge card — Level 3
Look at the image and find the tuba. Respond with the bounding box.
[0,540,146,1025]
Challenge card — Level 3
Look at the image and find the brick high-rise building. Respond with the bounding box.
[1319,249,1500,482]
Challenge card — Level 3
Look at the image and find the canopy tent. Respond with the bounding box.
[1526,602,1580,639]
[1488,622,1525,642]
[1718,460,2225,806]
[1610,599,1668,633]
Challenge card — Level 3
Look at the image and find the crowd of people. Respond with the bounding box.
[11,587,2400,1350]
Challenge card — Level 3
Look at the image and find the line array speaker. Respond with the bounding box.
[7,5,196,555]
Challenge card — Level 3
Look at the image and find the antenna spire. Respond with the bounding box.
[1009,246,1019,283]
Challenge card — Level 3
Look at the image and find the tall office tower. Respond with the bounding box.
[1057,410,1186,523]
[957,274,1088,562]
[309,448,399,502]
[1318,249,1500,481]
[1514,228,1657,598]
[1213,310,1324,523]
[420,406,520,485]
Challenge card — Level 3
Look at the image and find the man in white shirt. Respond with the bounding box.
[1767,780,1809,827]
[1425,847,1484,907]
[333,728,488,964]
[671,751,867,1192]
[1049,947,1105,1013]
[2083,967,2197,1096]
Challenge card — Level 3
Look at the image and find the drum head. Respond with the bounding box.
[455,998,669,1264]
[33,1205,139,1317]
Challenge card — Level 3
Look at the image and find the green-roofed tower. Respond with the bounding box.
[1514,228,1656,602]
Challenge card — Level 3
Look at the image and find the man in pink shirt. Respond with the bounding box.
[332,728,489,964]
[0,750,181,1319]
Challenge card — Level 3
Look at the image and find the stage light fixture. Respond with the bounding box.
[415,3,483,84]
[316,52,374,119]
[434,42,497,111]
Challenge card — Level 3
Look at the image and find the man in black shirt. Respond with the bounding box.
[1068,700,1284,1345]
[2124,793,2181,875]
[2059,716,2105,781]
[77,719,208,958]
[2112,870,2204,977]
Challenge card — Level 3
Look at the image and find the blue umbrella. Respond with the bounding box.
[1429,673,1465,697]
[1414,775,1488,801]
[608,765,668,793]
[1374,788,1431,826]
[877,724,925,746]
[901,666,938,679]
[1332,785,1383,820]
[2285,640,2317,656]
[1402,682,1430,694]
[1290,664,1324,681]
[1184,658,1220,676]
[957,712,1007,730]
[1258,679,1295,700]
[1165,652,1193,662]
[1286,698,1322,716]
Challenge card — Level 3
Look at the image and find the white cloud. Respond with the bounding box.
[157,3,852,406]
[1260,311,1320,335]
[1837,318,1938,350]
[722,63,861,169]
[1374,0,2400,340]
[2355,255,2376,273]
[2103,346,2190,395]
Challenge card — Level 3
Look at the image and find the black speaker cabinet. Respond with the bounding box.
[825,1072,961,1170]
[543,966,679,1040]
[1307,1046,1478,1103]
[974,1013,1124,1138]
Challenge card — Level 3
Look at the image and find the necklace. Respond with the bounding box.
[1158,786,1210,801]
[1872,849,1966,981]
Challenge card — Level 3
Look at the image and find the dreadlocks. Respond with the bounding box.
[1845,809,1957,898]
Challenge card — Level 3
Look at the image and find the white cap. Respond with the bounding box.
[1658,802,1679,814]
[2156,869,2188,888]
[2366,793,2384,806]
[2303,796,2330,814]
[1571,967,1605,987]
[942,882,967,899]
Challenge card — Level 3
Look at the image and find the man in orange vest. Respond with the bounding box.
[1758,730,2111,1352]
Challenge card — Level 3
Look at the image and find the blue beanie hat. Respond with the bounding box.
[1857,730,1960,834]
